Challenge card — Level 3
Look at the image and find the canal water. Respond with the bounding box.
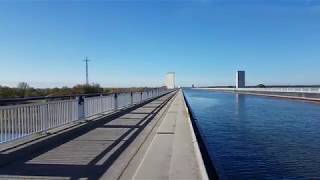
[184,89,320,179]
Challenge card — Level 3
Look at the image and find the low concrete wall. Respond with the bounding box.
[197,88,320,102]
[182,91,219,180]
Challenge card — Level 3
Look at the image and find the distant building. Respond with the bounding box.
[192,84,195,88]
[165,72,176,89]
[236,71,245,88]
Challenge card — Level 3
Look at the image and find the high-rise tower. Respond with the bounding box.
[165,72,175,89]
[236,71,245,88]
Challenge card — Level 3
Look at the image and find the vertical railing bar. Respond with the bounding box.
[67,102,70,123]
[60,102,63,125]
[30,106,34,135]
[33,106,36,134]
[17,107,21,138]
[0,109,3,142]
[13,108,17,140]
[10,108,14,141]
[46,103,49,131]
[52,103,55,129]
[19,107,23,138]
[39,105,42,132]
[6,109,9,141]
[35,106,38,133]
[48,103,51,131]
[28,106,31,135]
[39,105,43,132]
[59,102,62,126]
[4,110,7,142]
[56,103,59,127]
[32,106,36,134]
[22,107,25,137]
[63,102,66,124]
[26,106,30,135]
[55,103,61,128]
[64,102,67,124]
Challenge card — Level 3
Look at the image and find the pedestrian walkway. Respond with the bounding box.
[120,90,208,180]
[0,92,176,180]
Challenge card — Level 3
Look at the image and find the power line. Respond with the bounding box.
[83,57,91,85]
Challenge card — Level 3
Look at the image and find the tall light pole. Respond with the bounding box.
[83,57,90,85]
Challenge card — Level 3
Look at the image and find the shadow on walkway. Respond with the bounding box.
[0,94,173,179]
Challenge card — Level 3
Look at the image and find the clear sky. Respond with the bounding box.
[0,0,319,88]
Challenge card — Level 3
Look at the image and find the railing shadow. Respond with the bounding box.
[0,93,173,179]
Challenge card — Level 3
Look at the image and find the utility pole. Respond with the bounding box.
[83,57,90,85]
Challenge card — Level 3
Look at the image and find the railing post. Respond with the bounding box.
[114,93,118,110]
[131,92,133,105]
[140,92,143,102]
[44,103,49,134]
[78,96,85,121]
[100,94,103,113]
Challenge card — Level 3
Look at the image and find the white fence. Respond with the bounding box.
[132,92,142,104]
[0,88,171,144]
[0,99,78,143]
[117,93,132,109]
[84,95,114,118]
[142,92,149,100]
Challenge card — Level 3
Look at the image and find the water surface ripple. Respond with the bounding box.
[184,89,320,179]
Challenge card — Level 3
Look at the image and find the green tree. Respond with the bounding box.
[0,86,17,98]
[72,84,103,94]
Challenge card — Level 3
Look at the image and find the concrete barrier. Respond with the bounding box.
[198,88,320,102]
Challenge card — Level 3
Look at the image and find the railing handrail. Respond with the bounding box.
[0,99,78,110]
[0,88,171,144]
[0,88,164,104]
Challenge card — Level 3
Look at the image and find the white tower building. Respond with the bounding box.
[165,72,176,89]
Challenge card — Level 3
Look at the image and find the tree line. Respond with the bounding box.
[0,82,150,99]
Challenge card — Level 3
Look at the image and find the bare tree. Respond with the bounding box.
[17,82,30,98]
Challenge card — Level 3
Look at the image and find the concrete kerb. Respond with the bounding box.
[182,91,219,180]
[181,94,209,180]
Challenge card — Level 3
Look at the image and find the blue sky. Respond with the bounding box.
[0,0,319,88]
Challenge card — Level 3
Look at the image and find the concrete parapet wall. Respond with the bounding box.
[198,88,320,102]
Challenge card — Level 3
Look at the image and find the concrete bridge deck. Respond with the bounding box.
[0,90,207,180]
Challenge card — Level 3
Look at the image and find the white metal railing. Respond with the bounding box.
[202,87,320,94]
[0,88,171,144]
[142,92,148,100]
[132,92,142,104]
[117,93,132,109]
[0,99,78,143]
[84,95,114,118]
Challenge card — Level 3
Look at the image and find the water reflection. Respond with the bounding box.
[184,89,320,179]
[235,93,246,118]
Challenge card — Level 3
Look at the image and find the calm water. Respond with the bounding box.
[184,89,320,180]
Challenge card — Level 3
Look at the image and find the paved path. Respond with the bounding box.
[0,92,176,180]
[120,90,208,180]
